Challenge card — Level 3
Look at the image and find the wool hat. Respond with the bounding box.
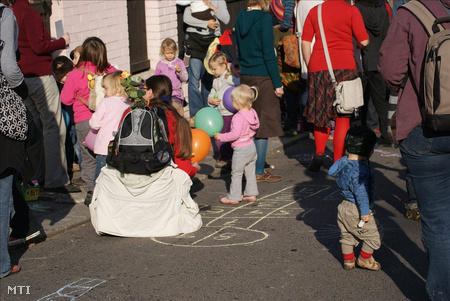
[345,126,377,157]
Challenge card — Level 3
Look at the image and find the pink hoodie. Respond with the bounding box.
[219,108,260,148]
[60,61,117,123]
[89,96,131,156]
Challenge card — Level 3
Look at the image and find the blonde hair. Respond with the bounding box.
[230,85,258,110]
[208,51,233,78]
[160,38,178,57]
[247,0,271,11]
[101,71,127,98]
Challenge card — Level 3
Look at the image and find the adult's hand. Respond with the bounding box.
[62,33,70,46]
[204,0,217,13]
[357,38,369,49]
[275,87,284,98]
[192,161,201,172]
[207,19,218,30]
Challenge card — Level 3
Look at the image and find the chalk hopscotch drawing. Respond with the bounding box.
[374,148,402,157]
[323,190,342,202]
[37,278,106,301]
[291,152,333,163]
[152,185,331,247]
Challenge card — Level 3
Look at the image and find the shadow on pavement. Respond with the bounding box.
[285,137,428,300]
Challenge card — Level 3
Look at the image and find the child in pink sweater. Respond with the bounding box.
[89,71,131,184]
[61,37,117,205]
[213,85,260,205]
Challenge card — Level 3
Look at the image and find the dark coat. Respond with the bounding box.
[355,3,390,72]
[0,111,42,183]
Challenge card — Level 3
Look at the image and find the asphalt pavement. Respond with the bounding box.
[21,132,309,242]
[3,131,428,300]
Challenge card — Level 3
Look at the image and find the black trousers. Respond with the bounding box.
[10,183,42,239]
[361,70,389,140]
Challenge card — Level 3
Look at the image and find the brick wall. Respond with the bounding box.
[49,0,179,73]
[145,0,179,71]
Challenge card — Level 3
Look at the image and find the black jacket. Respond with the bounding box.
[355,3,390,72]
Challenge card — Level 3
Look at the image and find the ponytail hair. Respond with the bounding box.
[209,51,238,79]
[231,84,258,110]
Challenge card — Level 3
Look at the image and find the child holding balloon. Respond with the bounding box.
[207,51,240,168]
[213,85,259,205]
[145,75,201,178]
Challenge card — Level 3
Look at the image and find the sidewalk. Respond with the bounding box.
[24,131,308,243]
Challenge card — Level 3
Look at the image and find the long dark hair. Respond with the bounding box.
[146,75,192,160]
[76,37,110,73]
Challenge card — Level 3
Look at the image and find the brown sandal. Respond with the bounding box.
[356,256,381,271]
[256,170,281,183]
[343,259,355,270]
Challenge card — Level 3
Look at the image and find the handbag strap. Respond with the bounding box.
[318,4,337,87]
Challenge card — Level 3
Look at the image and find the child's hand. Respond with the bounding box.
[213,133,220,140]
[209,97,221,106]
[275,87,284,98]
[191,161,201,172]
[361,214,371,222]
[175,65,181,73]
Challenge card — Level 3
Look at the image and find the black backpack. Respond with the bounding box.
[107,105,173,175]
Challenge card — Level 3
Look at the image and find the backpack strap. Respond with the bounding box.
[401,0,445,37]
[73,67,101,110]
[76,94,90,108]
[75,67,101,76]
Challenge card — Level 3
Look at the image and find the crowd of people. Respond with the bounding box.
[1,0,449,300]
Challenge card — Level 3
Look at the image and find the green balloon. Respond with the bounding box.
[194,107,224,137]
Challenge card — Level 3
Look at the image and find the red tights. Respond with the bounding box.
[313,117,350,162]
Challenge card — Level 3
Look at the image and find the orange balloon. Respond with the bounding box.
[191,129,211,162]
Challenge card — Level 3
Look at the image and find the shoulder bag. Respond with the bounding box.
[0,7,28,141]
[318,4,363,114]
[281,0,301,69]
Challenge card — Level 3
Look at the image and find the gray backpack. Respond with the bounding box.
[402,1,450,131]
[106,105,173,175]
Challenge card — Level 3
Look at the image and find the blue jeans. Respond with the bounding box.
[0,170,14,278]
[70,124,82,167]
[399,125,450,300]
[254,138,268,175]
[188,57,212,117]
[94,155,107,186]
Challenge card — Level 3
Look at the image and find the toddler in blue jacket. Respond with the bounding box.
[329,126,382,271]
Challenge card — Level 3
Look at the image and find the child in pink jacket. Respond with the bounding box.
[89,71,130,183]
[213,85,260,205]
[60,37,117,205]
